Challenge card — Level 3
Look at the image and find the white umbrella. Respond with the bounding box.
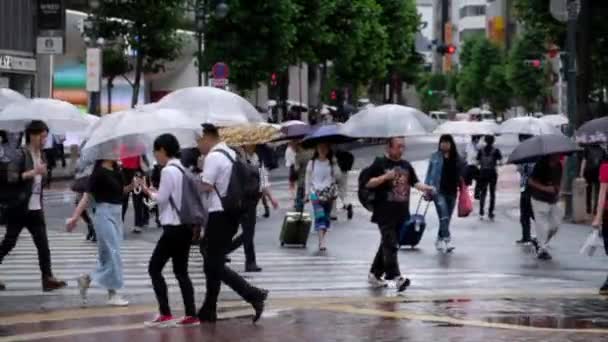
[156,87,263,126]
[467,107,483,115]
[499,116,563,135]
[339,104,437,138]
[0,98,89,133]
[81,107,200,161]
[540,114,568,127]
[281,120,307,127]
[64,114,100,146]
[433,121,499,136]
[0,88,27,111]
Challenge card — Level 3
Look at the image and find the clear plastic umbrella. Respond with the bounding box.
[539,114,568,127]
[339,104,437,138]
[81,107,200,161]
[499,116,562,135]
[155,87,263,126]
[0,98,89,133]
[433,121,499,136]
[0,88,27,111]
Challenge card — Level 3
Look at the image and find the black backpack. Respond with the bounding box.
[213,149,261,215]
[336,150,354,173]
[479,148,496,170]
[0,145,26,207]
[358,157,384,212]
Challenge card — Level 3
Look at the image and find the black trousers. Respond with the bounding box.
[519,190,535,241]
[149,225,196,317]
[199,212,263,317]
[229,202,258,266]
[585,176,599,215]
[121,168,148,227]
[0,209,52,278]
[370,221,402,280]
[478,169,498,217]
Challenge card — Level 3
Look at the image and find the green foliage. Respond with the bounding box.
[203,0,297,92]
[506,32,547,112]
[290,0,334,65]
[456,37,502,109]
[94,0,184,107]
[485,64,512,116]
[102,47,130,80]
[376,0,420,77]
[417,72,447,112]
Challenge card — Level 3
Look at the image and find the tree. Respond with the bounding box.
[485,64,512,118]
[506,32,547,112]
[102,47,130,113]
[417,72,447,113]
[456,37,502,109]
[203,0,297,93]
[93,0,184,107]
[290,0,334,65]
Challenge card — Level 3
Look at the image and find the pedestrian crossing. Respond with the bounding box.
[0,228,581,300]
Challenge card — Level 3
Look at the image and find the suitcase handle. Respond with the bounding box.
[414,196,431,216]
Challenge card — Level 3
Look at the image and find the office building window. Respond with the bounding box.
[460,5,486,19]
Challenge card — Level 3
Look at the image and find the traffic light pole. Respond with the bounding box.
[563,0,578,220]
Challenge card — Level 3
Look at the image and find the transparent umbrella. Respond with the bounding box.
[339,104,437,138]
[499,117,562,136]
[0,98,89,133]
[155,87,263,126]
[81,107,200,161]
[0,88,27,111]
[433,121,499,136]
[540,114,568,127]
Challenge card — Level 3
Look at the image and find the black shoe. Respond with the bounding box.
[346,204,353,220]
[531,238,540,254]
[225,257,231,263]
[600,281,608,295]
[537,250,552,260]
[396,277,411,293]
[197,310,217,323]
[0,280,5,291]
[330,216,338,221]
[251,289,269,323]
[263,209,270,218]
[245,264,262,272]
[488,214,495,221]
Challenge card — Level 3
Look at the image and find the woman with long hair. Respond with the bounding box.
[305,143,337,251]
[67,159,134,306]
[425,134,465,253]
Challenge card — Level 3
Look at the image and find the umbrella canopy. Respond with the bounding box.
[507,134,581,164]
[0,88,27,111]
[339,104,437,138]
[0,98,90,133]
[575,116,608,145]
[273,121,313,142]
[81,107,200,161]
[64,114,100,146]
[499,116,562,136]
[433,121,499,136]
[301,124,354,148]
[156,87,263,126]
[219,123,281,146]
[540,114,568,127]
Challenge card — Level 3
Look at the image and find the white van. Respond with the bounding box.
[429,111,449,123]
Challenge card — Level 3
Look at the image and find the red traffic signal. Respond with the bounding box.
[524,59,542,69]
[330,90,337,101]
[270,73,278,86]
[446,44,456,55]
[436,44,456,55]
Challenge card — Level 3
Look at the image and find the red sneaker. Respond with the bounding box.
[144,315,174,328]
[176,316,200,326]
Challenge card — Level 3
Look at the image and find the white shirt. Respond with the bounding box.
[285,145,296,168]
[28,150,43,211]
[202,142,235,213]
[465,140,479,165]
[305,159,335,195]
[151,159,184,226]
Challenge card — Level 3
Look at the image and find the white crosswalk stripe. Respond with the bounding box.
[0,228,576,298]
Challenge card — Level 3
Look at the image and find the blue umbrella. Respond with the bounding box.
[272,122,312,142]
[301,124,355,148]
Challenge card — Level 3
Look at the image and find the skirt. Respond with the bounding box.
[311,192,333,231]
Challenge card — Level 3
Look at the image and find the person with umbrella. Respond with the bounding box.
[476,135,503,221]
[591,145,608,294]
[0,120,67,292]
[305,143,338,251]
[425,134,465,253]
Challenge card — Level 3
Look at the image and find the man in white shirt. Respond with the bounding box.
[0,120,66,292]
[196,124,268,324]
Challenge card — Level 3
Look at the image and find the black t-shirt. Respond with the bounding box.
[477,147,502,170]
[440,157,459,196]
[368,157,419,225]
[529,158,562,204]
[88,165,124,204]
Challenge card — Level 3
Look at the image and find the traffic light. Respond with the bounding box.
[446,44,456,55]
[270,73,278,86]
[427,89,434,96]
[330,90,337,101]
[524,59,543,69]
[436,44,456,55]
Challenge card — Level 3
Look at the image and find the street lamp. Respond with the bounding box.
[195,0,229,86]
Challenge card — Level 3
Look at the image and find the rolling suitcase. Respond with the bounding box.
[280,210,312,247]
[399,197,431,248]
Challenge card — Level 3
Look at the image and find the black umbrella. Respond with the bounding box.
[575,116,608,145]
[301,124,355,149]
[507,134,581,164]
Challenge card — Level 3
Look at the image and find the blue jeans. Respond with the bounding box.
[434,194,457,240]
[91,203,124,290]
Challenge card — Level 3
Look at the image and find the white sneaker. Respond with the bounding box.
[444,240,455,253]
[107,294,129,306]
[77,274,91,303]
[131,227,142,234]
[368,273,388,288]
[396,276,411,293]
[435,239,446,253]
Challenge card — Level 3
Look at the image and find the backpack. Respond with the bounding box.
[358,157,384,212]
[0,145,25,207]
[479,148,496,170]
[336,150,354,173]
[213,149,261,215]
[256,144,279,170]
[168,164,208,226]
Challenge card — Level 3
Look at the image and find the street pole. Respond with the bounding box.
[563,0,578,220]
[196,0,205,87]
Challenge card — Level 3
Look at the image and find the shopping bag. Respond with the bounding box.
[580,229,603,257]
[458,181,473,218]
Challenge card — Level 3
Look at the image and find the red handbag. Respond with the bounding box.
[458,180,473,218]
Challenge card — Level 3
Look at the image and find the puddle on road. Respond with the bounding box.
[485,315,608,329]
